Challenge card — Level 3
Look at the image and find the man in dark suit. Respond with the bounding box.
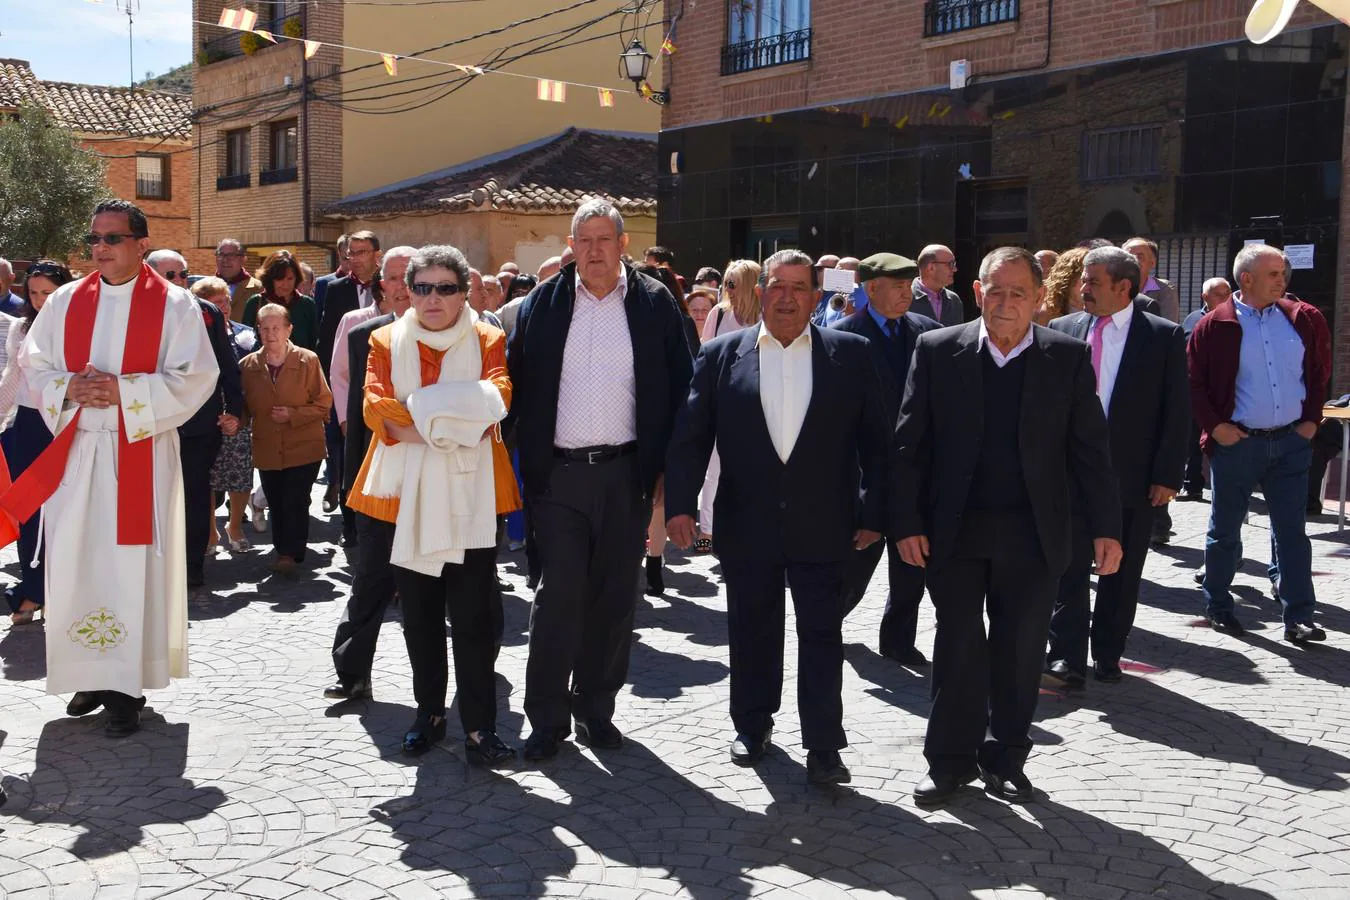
[667,249,890,784]
[833,252,940,667]
[911,244,965,327]
[324,248,412,701]
[894,247,1122,805]
[311,233,350,324]
[1044,247,1188,689]
[317,230,381,541]
[507,199,693,762]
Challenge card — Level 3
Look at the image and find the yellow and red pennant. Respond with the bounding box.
[537,79,566,102]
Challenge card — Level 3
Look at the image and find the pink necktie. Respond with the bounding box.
[1088,315,1109,383]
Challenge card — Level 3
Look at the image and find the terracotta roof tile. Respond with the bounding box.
[322,128,656,219]
[0,59,191,140]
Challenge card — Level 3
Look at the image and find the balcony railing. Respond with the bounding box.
[720,28,812,76]
[923,0,1019,37]
[217,173,251,191]
[260,166,299,185]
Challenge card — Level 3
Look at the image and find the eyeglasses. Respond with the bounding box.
[162,269,188,281]
[936,260,958,270]
[215,250,243,258]
[724,281,736,290]
[84,233,138,247]
[27,262,68,279]
[410,282,463,297]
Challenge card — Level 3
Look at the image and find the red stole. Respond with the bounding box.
[0,265,168,546]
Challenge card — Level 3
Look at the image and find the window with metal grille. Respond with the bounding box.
[924,0,1020,38]
[1082,125,1164,182]
[219,129,252,191]
[135,154,168,200]
[722,1,812,75]
[267,119,298,176]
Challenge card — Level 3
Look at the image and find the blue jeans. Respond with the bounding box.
[1203,431,1315,627]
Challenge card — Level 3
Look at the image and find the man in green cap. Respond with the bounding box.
[834,252,942,667]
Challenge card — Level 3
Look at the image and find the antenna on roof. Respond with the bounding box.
[85,0,140,89]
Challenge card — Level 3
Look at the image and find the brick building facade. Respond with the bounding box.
[658,0,1350,392]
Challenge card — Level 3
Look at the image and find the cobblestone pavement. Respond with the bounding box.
[1,488,1349,899]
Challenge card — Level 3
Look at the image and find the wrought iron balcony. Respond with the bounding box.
[260,167,299,186]
[217,173,251,191]
[923,0,1019,37]
[721,28,812,76]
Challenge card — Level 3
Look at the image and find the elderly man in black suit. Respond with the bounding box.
[895,246,1122,805]
[912,244,965,326]
[667,249,891,784]
[1043,247,1188,690]
[833,252,941,667]
[508,198,693,762]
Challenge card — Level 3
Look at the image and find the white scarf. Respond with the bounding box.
[364,307,506,575]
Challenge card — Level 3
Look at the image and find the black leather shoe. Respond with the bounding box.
[187,567,205,589]
[1193,569,1206,585]
[645,555,665,597]
[1093,661,1124,683]
[980,768,1035,803]
[881,645,929,667]
[523,730,563,761]
[403,713,446,756]
[575,719,623,750]
[806,749,850,785]
[1208,611,1246,636]
[104,692,142,738]
[1285,622,1327,644]
[526,573,541,592]
[66,691,105,717]
[730,730,771,766]
[465,731,517,766]
[1041,660,1086,691]
[1176,491,1204,503]
[913,768,978,806]
[323,678,372,700]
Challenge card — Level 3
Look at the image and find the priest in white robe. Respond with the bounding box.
[2,199,218,738]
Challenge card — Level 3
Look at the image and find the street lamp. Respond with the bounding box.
[620,38,669,105]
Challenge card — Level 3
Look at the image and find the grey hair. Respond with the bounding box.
[571,197,625,239]
[1083,246,1141,297]
[0,258,12,277]
[146,248,187,269]
[380,245,417,279]
[404,244,471,294]
[1232,243,1287,284]
[917,244,952,268]
[761,249,817,287]
[1202,277,1231,297]
[978,246,1044,287]
[215,237,243,253]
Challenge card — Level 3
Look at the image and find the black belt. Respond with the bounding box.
[1236,422,1295,437]
[553,442,638,464]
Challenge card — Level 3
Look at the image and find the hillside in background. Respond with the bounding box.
[139,62,191,94]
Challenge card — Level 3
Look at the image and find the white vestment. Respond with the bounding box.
[20,276,218,696]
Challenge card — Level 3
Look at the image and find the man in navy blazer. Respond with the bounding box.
[667,249,891,785]
[1044,247,1188,689]
[833,252,941,667]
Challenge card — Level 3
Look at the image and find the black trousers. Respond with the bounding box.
[841,537,926,653]
[1047,506,1154,673]
[180,431,223,578]
[524,455,649,734]
[394,547,498,734]
[1183,418,1206,495]
[2,406,52,610]
[331,514,397,683]
[925,517,1057,778]
[258,461,321,562]
[722,558,847,751]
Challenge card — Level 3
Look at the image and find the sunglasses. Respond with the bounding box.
[27,263,68,279]
[410,282,463,297]
[84,233,139,247]
[162,269,188,281]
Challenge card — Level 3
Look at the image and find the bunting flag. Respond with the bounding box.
[638,81,654,100]
[660,37,677,55]
[598,88,615,108]
[218,8,258,31]
[382,53,399,76]
[304,39,321,59]
[894,114,910,129]
[996,110,1016,120]
[454,64,484,76]
[254,30,276,43]
[861,113,871,128]
[537,79,566,102]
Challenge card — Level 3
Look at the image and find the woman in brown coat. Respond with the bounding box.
[240,303,333,575]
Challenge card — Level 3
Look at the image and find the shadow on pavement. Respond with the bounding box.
[0,623,46,682]
[1125,626,1266,685]
[626,632,728,700]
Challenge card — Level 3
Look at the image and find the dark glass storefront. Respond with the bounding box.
[657,25,1345,320]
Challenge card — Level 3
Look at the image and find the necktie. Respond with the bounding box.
[888,319,902,341]
[1088,315,1110,384]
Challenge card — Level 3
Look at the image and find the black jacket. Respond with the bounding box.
[832,308,941,426]
[665,325,890,563]
[1048,300,1189,508]
[506,263,693,498]
[180,299,244,437]
[341,312,395,494]
[892,321,1121,575]
[317,275,365,379]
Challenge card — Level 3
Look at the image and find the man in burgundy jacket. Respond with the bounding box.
[1188,244,1331,643]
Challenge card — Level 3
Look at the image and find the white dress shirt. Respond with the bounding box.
[1091,301,1134,414]
[757,323,813,462]
[554,269,637,448]
[977,320,1035,368]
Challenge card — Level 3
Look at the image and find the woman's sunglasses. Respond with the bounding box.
[410,282,463,297]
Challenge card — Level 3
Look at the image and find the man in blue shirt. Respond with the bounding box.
[0,259,24,316]
[1179,277,1232,500]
